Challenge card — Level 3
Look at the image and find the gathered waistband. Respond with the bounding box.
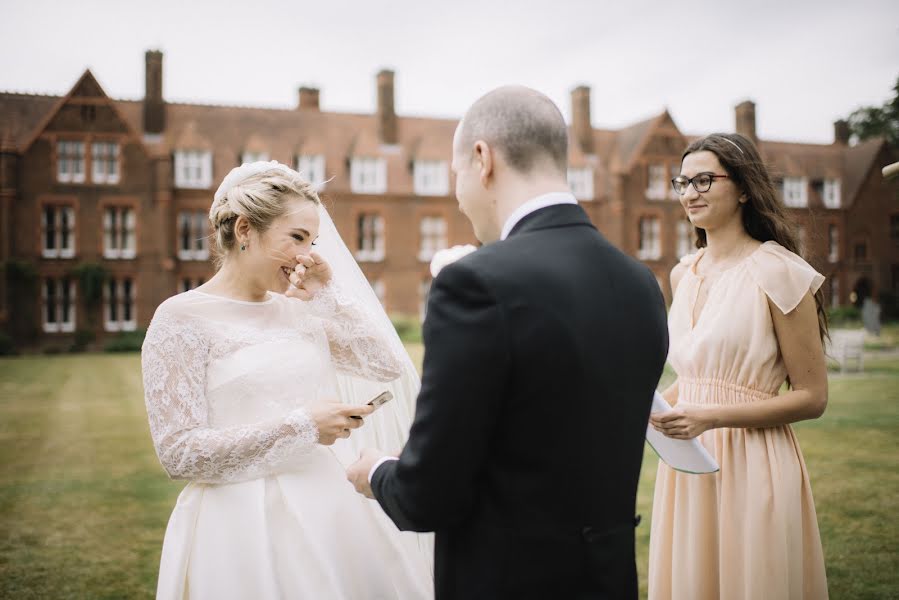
[677,377,778,406]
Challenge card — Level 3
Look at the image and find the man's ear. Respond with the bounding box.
[475,140,494,187]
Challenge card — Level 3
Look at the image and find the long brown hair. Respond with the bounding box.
[682,133,829,345]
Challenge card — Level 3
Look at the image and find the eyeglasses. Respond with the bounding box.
[671,172,729,195]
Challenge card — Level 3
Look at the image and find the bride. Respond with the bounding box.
[141,161,433,599]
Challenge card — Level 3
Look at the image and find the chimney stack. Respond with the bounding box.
[376,69,397,145]
[143,50,165,134]
[734,100,757,147]
[298,87,320,110]
[834,119,851,145]
[571,85,594,154]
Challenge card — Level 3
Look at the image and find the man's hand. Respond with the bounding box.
[346,448,389,499]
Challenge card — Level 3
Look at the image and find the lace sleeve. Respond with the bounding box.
[141,308,320,484]
[304,282,403,382]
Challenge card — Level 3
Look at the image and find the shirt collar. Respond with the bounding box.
[500,192,578,241]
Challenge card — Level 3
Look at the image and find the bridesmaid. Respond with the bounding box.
[648,133,829,599]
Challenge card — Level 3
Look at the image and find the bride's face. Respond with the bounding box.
[246,197,321,293]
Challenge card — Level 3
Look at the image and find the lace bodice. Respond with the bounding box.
[141,283,403,484]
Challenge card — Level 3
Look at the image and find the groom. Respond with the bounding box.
[347,86,668,599]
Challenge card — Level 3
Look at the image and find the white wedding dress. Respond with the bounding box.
[141,284,433,599]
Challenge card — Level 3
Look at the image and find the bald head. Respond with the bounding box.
[458,86,568,175]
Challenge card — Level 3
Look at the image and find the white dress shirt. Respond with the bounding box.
[368,191,579,485]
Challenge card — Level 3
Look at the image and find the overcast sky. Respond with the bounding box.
[1,0,896,144]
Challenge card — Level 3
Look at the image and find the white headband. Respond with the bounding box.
[213,160,298,204]
[719,136,745,155]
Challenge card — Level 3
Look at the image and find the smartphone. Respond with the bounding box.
[350,391,393,419]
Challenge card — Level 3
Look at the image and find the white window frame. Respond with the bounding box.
[418,216,448,262]
[831,277,840,308]
[57,141,85,184]
[822,179,841,209]
[676,220,694,258]
[42,278,76,333]
[103,206,137,260]
[828,225,839,263]
[91,142,120,184]
[413,160,449,196]
[174,150,213,189]
[783,177,808,208]
[637,217,662,260]
[104,277,137,332]
[568,167,594,201]
[645,164,667,200]
[41,205,76,259]
[296,155,327,190]
[350,157,387,194]
[241,151,269,164]
[177,211,210,261]
[356,213,385,262]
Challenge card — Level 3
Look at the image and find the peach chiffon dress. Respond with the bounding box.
[648,241,828,600]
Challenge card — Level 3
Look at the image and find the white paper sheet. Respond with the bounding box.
[646,391,719,474]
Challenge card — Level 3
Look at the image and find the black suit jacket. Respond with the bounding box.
[372,203,669,599]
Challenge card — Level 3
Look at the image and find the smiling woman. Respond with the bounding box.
[139,161,433,600]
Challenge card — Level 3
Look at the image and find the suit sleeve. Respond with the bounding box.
[371,260,508,532]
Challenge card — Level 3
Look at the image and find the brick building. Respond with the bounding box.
[0,51,896,349]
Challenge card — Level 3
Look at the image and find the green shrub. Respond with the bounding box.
[104,330,146,353]
[69,329,96,353]
[828,305,861,326]
[0,331,17,356]
[390,314,422,343]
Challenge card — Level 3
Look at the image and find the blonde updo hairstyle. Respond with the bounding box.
[208,167,321,267]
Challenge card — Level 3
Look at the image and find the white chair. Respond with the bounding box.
[826,329,866,373]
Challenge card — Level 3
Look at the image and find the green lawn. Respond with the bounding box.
[1,344,897,598]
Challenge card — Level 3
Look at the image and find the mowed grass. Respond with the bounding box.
[1,345,897,599]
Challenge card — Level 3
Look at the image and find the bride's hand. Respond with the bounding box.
[308,403,375,445]
[650,405,713,440]
[286,252,333,301]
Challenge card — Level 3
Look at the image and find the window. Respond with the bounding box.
[568,167,594,201]
[41,205,76,259]
[891,215,899,241]
[356,213,385,262]
[103,207,136,259]
[179,277,205,293]
[174,150,213,189]
[828,225,839,263]
[413,160,449,196]
[177,211,209,261]
[419,278,431,323]
[241,151,269,164]
[646,164,667,200]
[296,155,326,190]
[42,278,76,333]
[57,141,85,183]
[91,142,120,184]
[371,279,386,310]
[830,277,840,308]
[669,165,681,200]
[418,216,447,261]
[854,242,868,262]
[350,157,387,194]
[676,220,694,258]
[782,177,808,208]
[637,217,661,260]
[104,277,136,332]
[822,179,841,209]
[797,225,807,256]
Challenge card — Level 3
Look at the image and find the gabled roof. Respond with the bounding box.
[614,111,667,172]
[17,70,147,156]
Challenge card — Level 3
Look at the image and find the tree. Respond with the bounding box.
[847,76,899,149]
